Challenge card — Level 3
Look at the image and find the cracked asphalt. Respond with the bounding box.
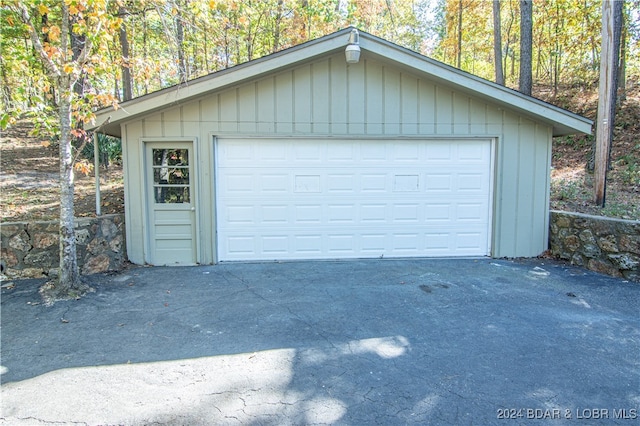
[1,258,639,425]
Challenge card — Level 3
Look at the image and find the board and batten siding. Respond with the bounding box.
[121,52,552,264]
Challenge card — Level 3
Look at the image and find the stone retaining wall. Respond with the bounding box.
[1,214,126,279]
[550,210,640,282]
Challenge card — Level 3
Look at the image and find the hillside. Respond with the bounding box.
[1,85,638,223]
[541,82,640,220]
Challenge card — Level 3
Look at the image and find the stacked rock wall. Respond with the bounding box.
[3,211,638,282]
[1,214,126,279]
[550,210,639,282]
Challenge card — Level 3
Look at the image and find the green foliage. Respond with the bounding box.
[551,179,584,201]
[433,0,639,90]
[617,153,640,186]
[1,1,121,137]
[2,0,639,136]
[600,193,640,219]
[2,0,437,119]
[77,133,122,166]
[555,133,593,149]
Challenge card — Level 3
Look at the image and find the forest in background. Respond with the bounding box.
[2,0,638,117]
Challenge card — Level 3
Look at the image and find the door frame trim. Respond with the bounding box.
[141,137,200,265]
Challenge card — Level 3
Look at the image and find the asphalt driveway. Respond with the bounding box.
[1,258,639,425]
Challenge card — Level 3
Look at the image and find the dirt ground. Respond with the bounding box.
[1,87,639,223]
[1,121,124,223]
[539,83,640,220]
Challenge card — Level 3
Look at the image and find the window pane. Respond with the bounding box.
[152,148,189,166]
[154,167,190,184]
[154,186,190,203]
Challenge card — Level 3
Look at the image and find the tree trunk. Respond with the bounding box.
[273,0,283,53]
[143,8,149,95]
[44,4,90,302]
[69,15,86,96]
[503,0,515,82]
[203,22,210,74]
[456,0,463,68]
[119,6,133,101]
[618,2,627,102]
[57,83,83,291]
[175,1,187,83]
[493,0,505,85]
[519,0,533,95]
[0,53,13,109]
[593,0,623,206]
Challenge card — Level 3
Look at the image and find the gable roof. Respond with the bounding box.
[91,27,592,138]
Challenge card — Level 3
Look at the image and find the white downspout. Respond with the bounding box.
[94,131,101,216]
[91,116,111,216]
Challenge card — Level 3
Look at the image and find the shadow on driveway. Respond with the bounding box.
[1,258,639,425]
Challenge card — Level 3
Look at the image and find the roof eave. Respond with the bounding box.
[90,27,355,137]
[91,28,593,139]
[358,34,593,137]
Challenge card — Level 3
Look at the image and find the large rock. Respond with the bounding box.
[82,254,111,275]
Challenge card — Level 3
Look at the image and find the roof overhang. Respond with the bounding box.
[90,27,592,138]
[358,35,592,137]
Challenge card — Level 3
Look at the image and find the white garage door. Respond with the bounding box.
[215,138,493,261]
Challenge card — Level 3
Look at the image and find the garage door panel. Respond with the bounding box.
[392,233,421,252]
[425,174,452,192]
[425,204,451,222]
[262,236,288,254]
[327,174,356,192]
[458,173,487,191]
[328,144,355,161]
[262,205,288,223]
[457,203,485,221]
[295,205,322,223]
[226,236,255,256]
[393,175,420,192]
[393,143,420,161]
[294,235,323,254]
[294,144,322,161]
[294,175,321,193]
[361,174,387,192]
[216,138,492,260]
[258,144,287,162]
[392,204,420,223]
[425,143,452,160]
[360,204,387,222]
[458,144,486,161]
[424,232,451,252]
[457,232,485,248]
[221,173,254,193]
[328,204,356,223]
[328,234,355,254]
[222,142,253,162]
[260,174,289,192]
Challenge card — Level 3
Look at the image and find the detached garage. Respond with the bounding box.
[91,28,592,266]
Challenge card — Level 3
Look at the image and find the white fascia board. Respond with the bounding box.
[360,36,593,136]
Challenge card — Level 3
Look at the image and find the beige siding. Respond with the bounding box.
[311,62,330,134]
[122,52,553,264]
[120,120,144,264]
[418,80,436,134]
[401,75,418,134]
